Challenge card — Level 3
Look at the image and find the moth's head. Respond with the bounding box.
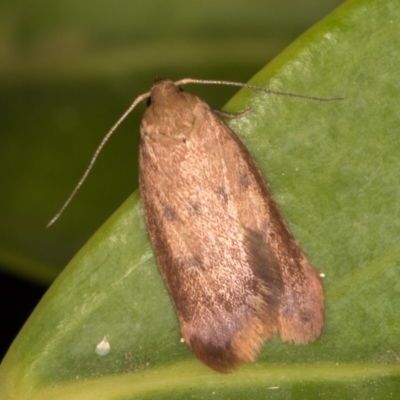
[149,79,182,106]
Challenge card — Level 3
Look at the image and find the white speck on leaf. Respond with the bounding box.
[95,336,110,356]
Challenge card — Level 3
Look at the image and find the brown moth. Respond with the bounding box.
[49,78,340,373]
[139,79,323,372]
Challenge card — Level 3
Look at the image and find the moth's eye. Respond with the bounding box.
[146,97,152,107]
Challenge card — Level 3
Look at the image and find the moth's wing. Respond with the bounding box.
[278,255,324,344]
[196,110,324,347]
[224,119,324,346]
[139,94,323,371]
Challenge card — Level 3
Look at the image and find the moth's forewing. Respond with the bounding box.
[139,79,323,372]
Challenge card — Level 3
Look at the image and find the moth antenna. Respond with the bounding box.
[47,90,151,228]
[175,78,343,102]
[48,78,341,228]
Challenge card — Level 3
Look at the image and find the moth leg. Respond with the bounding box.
[212,108,253,119]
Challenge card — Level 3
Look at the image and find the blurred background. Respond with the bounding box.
[0,0,343,360]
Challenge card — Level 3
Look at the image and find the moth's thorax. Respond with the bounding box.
[141,79,209,142]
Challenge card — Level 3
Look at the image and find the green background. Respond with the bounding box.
[0,0,343,283]
[2,0,400,398]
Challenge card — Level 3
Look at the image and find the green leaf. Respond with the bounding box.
[2,0,400,398]
[0,0,343,284]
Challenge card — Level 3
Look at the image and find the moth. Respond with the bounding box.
[139,79,324,372]
[49,78,340,373]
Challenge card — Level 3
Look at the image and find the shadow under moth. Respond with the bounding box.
[50,78,341,373]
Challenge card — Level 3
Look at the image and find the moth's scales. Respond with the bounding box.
[139,79,323,372]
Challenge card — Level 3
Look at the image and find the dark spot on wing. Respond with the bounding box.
[239,170,249,189]
[216,186,229,202]
[187,199,201,216]
[187,253,204,270]
[190,336,241,373]
[179,254,206,277]
[243,226,283,306]
[163,205,177,221]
